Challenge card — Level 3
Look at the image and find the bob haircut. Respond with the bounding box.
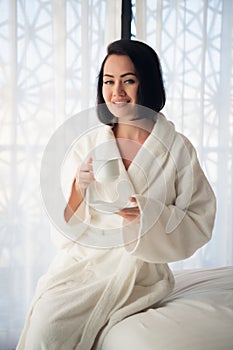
[97,39,166,125]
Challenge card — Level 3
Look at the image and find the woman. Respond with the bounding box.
[17,40,216,350]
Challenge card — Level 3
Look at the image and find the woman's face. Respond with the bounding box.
[102,54,139,119]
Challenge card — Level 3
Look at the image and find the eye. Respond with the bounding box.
[124,79,136,84]
[103,80,114,85]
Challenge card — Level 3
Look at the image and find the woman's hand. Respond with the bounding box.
[75,157,95,191]
[64,158,94,222]
[116,197,140,222]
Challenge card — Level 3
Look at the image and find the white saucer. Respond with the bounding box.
[91,202,121,214]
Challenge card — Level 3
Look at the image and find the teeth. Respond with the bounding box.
[114,102,127,104]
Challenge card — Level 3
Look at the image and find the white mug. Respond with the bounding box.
[93,158,120,183]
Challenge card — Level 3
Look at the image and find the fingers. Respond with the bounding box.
[129,196,137,205]
[116,195,140,222]
[75,158,94,190]
[116,205,140,222]
[80,157,93,172]
[117,207,139,216]
[78,173,94,189]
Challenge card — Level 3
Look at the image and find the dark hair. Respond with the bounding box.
[97,39,166,125]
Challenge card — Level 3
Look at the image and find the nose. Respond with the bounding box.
[113,81,126,96]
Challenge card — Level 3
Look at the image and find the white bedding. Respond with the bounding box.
[101,267,233,350]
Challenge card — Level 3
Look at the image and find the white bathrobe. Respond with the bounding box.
[16,113,216,350]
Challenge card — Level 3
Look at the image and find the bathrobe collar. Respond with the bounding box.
[95,113,176,194]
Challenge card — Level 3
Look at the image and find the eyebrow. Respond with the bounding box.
[103,72,136,78]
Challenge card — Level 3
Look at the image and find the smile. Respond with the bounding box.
[112,101,130,106]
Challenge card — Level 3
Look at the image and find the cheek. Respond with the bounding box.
[102,86,110,101]
[132,84,139,101]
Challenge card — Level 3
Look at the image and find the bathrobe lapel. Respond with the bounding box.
[96,114,176,197]
[126,113,176,194]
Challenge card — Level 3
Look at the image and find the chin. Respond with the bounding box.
[107,102,137,121]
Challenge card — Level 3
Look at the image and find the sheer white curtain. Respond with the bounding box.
[0,1,120,348]
[1,0,233,348]
[135,0,233,269]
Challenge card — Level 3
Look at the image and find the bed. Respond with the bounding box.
[101,267,233,350]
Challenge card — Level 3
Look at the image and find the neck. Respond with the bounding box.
[114,118,155,142]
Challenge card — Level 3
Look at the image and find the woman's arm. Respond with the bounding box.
[64,179,85,222]
[122,140,216,263]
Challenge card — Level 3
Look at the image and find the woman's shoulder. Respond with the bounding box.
[155,114,198,166]
[158,114,197,151]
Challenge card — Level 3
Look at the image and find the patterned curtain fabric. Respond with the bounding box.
[0,0,120,348]
[0,0,232,348]
[134,0,233,269]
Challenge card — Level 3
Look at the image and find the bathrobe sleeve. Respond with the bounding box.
[123,135,216,263]
[50,135,94,248]
[51,125,122,249]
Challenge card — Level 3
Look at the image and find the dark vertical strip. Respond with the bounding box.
[121,0,132,39]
